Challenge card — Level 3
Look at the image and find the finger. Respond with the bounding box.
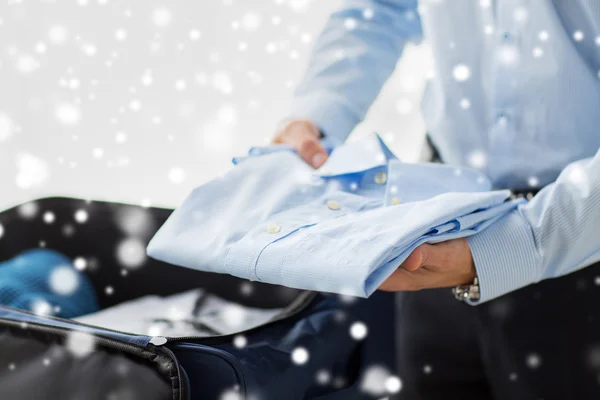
[378,268,421,291]
[400,245,428,272]
[296,136,328,168]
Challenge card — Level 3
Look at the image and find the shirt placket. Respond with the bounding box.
[488,0,525,165]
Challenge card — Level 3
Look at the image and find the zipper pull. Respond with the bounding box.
[149,336,168,346]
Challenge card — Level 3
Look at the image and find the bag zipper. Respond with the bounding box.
[0,317,188,400]
[0,290,318,346]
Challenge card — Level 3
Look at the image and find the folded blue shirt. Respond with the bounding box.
[148,134,524,297]
[0,249,99,318]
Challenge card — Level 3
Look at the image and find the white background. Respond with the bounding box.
[0,0,432,211]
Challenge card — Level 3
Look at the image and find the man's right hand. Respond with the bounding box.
[272,119,329,169]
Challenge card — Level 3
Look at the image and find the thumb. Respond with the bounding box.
[401,245,428,272]
[298,137,328,169]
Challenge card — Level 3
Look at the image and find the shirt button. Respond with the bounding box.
[266,223,281,234]
[374,171,387,185]
[391,197,402,205]
[496,112,508,126]
[327,200,341,210]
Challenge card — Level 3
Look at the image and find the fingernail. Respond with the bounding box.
[311,153,327,168]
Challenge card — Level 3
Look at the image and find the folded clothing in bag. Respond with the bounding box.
[75,288,281,338]
[148,134,525,297]
[0,249,98,318]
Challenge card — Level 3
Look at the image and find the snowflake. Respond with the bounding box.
[129,100,141,111]
[18,202,39,219]
[395,98,413,115]
[528,176,539,187]
[291,347,309,365]
[360,365,390,396]
[55,102,81,125]
[573,30,584,42]
[49,266,79,295]
[35,42,46,54]
[509,372,518,381]
[115,131,127,143]
[0,113,14,143]
[212,71,233,94]
[344,18,358,30]
[217,105,238,125]
[452,64,471,82]
[222,305,246,329]
[539,31,549,41]
[220,389,242,400]
[350,321,368,340]
[31,299,53,316]
[513,7,528,23]
[498,45,519,65]
[81,43,97,56]
[484,24,494,35]
[168,167,186,184]
[265,42,277,53]
[48,25,68,44]
[479,0,491,8]
[459,98,471,109]
[16,153,49,189]
[152,7,173,27]
[423,364,432,374]
[240,282,253,296]
[525,353,542,369]
[175,79,187,91]
[467,150,487,168]
[233,335,247,349]
[105,286,114,295]
[385,376,402,394]
[92,148,104,159]
[8,363,16,371]
[116,238,147,269]
[241,12,262,31]
[15,54,40,74]
[288,0,311,13]
[66,331,96,358]
[189,29,201,41]
[532,47,544,58]
[73,257,87,271]
[115,29,127,41]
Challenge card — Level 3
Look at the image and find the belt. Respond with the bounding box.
[424,135,542,199]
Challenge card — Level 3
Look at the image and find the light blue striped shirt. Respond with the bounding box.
[289,0,600,302]
[148,134,524,297]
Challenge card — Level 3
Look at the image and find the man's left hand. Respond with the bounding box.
[378,238,476,291]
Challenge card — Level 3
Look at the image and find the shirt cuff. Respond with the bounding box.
[289,92,360,147]
[465,209,542,304]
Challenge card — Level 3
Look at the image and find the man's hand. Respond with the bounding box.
[272,119,329,168]
[379,238,476,292]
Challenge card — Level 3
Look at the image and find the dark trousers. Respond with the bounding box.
[393,261,600,400]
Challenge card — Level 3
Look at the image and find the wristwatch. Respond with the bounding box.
[452,276,480,302]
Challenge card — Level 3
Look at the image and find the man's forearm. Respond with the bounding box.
[290,0,423,146]
[467,150,600,303]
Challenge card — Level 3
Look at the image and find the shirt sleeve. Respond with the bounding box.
[466,149,600,303]
[289,0,423,147]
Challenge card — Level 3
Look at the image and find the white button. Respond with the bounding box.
[267,223,281,234]
[374,171,387,185]
[391,197,402,205]
[327,200,340,210]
